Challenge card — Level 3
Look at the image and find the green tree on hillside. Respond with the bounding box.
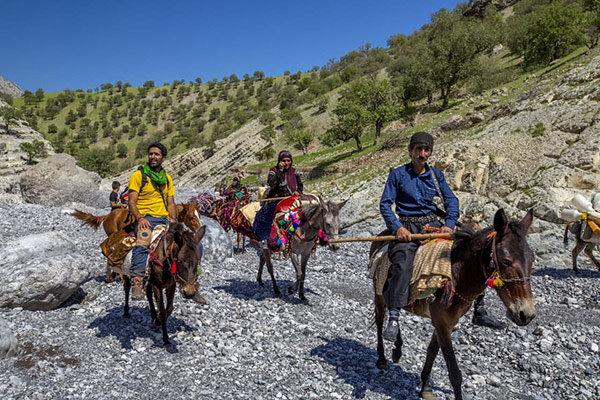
[116,143,128,158]
[522,2,586,66]
[285,129,314,154]
[583,0,600,47]
[427,10,488,108]
[19,140,48,164]
[77,146,116,177]
[34,88,45,103]
[0,106,22,134]
[323,99,366,151]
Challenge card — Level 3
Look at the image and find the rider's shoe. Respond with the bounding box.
[472,311,506,330]
[383,318,400,342]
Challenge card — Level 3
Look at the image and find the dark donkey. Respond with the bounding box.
[257,194,346,301]
[372,209,536,400]
[563,221,600,273]
[123,222,206,346]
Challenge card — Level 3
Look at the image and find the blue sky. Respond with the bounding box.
[0,0,462,92]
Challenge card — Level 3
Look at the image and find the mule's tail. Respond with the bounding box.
[71,209,107,229]
[563,222,574,248]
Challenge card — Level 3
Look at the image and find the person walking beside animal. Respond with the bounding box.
[110,181,126,210]
[379,132,503,342]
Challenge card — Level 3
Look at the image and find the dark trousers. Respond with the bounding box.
[383,219,442,309]
[253,201,278,241]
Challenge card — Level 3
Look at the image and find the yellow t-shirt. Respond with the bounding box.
[128,169,175,218]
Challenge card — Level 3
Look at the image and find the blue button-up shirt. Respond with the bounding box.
[379,163,459,232]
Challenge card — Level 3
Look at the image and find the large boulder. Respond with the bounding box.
[19,154,105,208]
[0,318,18,358]
[0,232,92,310]
[201,217,233,266]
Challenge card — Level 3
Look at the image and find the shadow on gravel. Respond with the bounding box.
[534,267,600,279]
[88,305,196,350]
[213,278,319,304]
[311,337,420,399]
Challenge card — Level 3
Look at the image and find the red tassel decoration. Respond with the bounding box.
[170,259,177,274]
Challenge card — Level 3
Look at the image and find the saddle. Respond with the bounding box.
[370,239,453,305]
[100,225,167,276]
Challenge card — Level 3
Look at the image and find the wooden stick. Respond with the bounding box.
[256,196,289,203]
[328,233,453,243]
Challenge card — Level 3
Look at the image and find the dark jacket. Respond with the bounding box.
[266,167,303,198]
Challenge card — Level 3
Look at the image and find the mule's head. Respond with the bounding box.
[177,203,203,232]
[168,223,206,298]
[303,197,347,239]
[491,208,536,326]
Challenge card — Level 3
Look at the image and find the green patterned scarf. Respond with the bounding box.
[142,163,167,186]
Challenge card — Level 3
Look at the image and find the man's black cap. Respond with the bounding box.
[409,132,434,150]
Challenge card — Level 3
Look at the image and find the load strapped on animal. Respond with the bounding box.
[560,193,600,272]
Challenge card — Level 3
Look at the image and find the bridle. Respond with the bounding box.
[454,230,532,304]
[485,232,532,288]
[148,229,198,288]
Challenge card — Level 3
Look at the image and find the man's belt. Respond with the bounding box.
[398,214,438,223]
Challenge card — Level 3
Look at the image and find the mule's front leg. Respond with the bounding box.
[436,328,462,400]
[287,252,301,296]
[154,287,170,345]
[162,283,176,346]
[419,333,440,400]
[298,252,310,302]
[572,239,586,273]
[146,282,158,325]
[374,295,388,369]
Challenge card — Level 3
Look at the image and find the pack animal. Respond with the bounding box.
[371,209,536,399]
[122,222,205,346]
[563,220,600,273]
[257,194,346,302]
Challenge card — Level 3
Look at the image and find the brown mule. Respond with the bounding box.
[72,203,202,282]
[372,209,536,400]
[122,222,206,346]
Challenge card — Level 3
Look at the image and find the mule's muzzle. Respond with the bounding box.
[180,284,197,299]
[507,298,536,326]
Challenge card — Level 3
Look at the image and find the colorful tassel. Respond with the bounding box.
[486,271,504,288]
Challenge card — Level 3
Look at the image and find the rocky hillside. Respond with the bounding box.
[0,77,23,98]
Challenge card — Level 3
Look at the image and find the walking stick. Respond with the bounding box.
[256,196,291,203]
[328,232,453,243]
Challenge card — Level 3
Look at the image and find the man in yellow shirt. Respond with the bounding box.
[128,142,177,300]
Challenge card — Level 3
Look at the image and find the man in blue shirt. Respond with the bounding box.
[380,132,503,341]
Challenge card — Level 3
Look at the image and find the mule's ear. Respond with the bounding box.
[337,199,348,209]
[493,208,508,234]
[194,225,206,242]
[520,208,534,233]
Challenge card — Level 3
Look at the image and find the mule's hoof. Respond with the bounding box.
[376,359,388,370]
[123,313,130,319]
[574,268,580,275]
[392,348,402,363]
[287,286,295,294]
[419,389,436,400]
[273,289,281,297]
[257,279,264,287]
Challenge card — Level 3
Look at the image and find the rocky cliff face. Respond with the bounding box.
[0,106,54,203]
[0,76,24,98]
